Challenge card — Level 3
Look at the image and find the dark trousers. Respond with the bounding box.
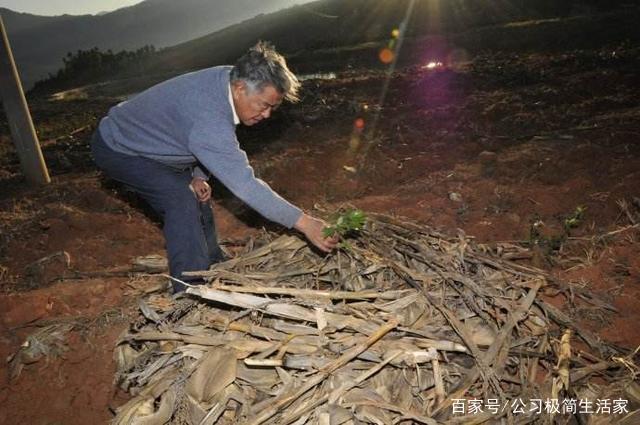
[91,131,224,292]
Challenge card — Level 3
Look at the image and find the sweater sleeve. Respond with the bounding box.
[192,165,209,180]
[188,119,302,228]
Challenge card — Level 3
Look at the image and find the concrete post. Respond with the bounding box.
[0,14,50,185]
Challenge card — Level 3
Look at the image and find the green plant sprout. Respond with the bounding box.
[528,205,587,260]
[564,205,586,231]
[323,209,367,250]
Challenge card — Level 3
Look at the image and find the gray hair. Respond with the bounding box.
[230,41,301,103]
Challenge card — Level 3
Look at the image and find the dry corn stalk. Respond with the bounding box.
[111,213,634,424]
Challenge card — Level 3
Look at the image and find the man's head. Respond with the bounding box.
[230,41,300,126]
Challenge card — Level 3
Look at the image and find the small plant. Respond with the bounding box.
[323,209,367,250]
[528,205,587,261]
[563,205,586,232]
[529,219,564,253]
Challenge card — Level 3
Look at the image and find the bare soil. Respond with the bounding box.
[1,30,640,425]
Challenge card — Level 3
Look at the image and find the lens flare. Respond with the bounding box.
[349,134,361,152]
[425,61,443,70]
[378,48,394,64]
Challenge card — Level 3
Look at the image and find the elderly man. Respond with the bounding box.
[91,41,337,292]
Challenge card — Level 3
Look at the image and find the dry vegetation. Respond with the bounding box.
[109,214,637,424]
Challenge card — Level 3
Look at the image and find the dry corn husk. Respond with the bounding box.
[111,213,637,424]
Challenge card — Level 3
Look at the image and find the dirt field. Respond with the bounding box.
[1,20,640,425]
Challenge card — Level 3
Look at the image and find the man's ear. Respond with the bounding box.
[231,80,246,97]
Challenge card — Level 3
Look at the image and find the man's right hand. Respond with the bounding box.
[189,177,211,202]
[294,213,339,253]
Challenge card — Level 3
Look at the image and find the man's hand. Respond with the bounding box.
[294,213,339,253]
[189,177,211,202]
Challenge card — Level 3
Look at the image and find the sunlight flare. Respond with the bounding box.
[424,61,444,70]
[378,48,395,64]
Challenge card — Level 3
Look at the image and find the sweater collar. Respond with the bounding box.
[228,83,240,126]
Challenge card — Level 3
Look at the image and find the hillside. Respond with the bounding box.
[33,0,638,94]
[0,0,307,88]
[156,0,635,70]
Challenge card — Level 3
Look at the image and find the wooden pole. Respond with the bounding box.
[0,15,50,185]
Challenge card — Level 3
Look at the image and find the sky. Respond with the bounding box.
[0,0,144,16]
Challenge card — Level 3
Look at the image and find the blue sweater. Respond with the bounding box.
[98,66,302,228]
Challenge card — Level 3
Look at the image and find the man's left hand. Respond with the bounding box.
[190,177,211,202]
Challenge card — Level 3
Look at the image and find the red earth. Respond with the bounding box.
[2,40,640,425]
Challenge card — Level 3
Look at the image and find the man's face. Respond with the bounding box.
[232,81,283,126]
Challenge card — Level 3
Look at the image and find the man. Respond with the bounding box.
[91,41,337,292]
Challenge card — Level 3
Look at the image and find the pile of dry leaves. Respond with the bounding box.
[111,213,639,424]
